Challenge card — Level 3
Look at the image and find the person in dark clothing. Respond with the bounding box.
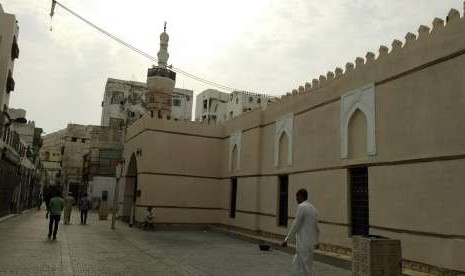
[48,191,64,240]
[37,192,43,210]
[44,189,52,219]
[80,193,91,225]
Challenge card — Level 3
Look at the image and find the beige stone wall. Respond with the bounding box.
[122,9,465,272]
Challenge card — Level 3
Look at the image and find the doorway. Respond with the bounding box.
[123,154,138,224]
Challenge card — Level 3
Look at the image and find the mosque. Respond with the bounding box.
[118,7,465,274]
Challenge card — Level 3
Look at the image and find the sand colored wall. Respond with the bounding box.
[123,117,224,178]
[122,9,465,272]
[370,160,465,270]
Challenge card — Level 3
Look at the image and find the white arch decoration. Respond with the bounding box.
[229,130,242,172]
[340,83,376,159]
[274,114,293,167]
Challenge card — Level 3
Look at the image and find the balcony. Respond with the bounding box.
[11,40,19,60]
[147,67,176,81]
[6,76,15,93]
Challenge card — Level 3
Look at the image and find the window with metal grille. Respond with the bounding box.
[350,167,369,236]
[230,178,237,218]
[110,91,124,104]
[172,98,181,106]
[278,175,288,226]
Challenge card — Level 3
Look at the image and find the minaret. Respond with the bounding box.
[146,22,176,119]
[157,22,169,68]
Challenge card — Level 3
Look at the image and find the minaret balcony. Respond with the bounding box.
[11,40,19,60]
[147,67,176,81]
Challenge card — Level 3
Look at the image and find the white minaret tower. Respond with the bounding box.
[146,22,176,119]
[157,22,169,68]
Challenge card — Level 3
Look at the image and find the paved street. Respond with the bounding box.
[0,210,350,275]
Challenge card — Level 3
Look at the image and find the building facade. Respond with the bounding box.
[0,4,19,117]
[41,124,123,203]
[41,124,91,197]
[195,89,277,124]
[82,126,123,206]
[101,78,193,128]
[120,8,465,273]
[0,5,43,217]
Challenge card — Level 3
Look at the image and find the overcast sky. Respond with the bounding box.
[1,0,462,133]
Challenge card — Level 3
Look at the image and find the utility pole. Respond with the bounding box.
[111,162,122,230]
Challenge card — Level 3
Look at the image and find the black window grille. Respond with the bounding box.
[350,167,369,236]
[230,178,237,218]
[278,175,288,226]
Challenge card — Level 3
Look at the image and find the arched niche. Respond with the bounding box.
[340,84,376,159]
[348,109,368,159]
[229,130,241,172]
[278,131,290,168]
[274,114,293,167]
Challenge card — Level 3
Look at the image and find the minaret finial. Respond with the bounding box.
[164,21,167,32]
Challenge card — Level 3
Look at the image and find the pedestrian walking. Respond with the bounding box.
[80,193,91,225]
[37,192,43,210]
[48,190,64,240]
[281,189,320,276]
[63,192,75,224]
[44,188,52,219]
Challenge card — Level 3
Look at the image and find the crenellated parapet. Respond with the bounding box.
[282,5,465,100]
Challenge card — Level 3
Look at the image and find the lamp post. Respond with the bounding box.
[111,161,123,230]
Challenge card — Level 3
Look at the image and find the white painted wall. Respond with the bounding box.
[195,89,278,123]
[89,176,116,207]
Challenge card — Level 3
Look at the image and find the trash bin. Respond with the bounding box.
[352,235,402,276]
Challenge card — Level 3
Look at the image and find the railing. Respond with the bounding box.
[11,41,19,60]
[147,67,176,81]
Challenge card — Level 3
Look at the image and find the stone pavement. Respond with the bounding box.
[0,210,350,275]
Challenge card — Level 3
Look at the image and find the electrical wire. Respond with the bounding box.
[51,0,269,93]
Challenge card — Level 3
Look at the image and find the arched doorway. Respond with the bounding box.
[122,154,138,226]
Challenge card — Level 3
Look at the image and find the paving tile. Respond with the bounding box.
[0,210,350,275]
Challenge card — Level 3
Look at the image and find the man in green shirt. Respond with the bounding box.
[48,191,64,240]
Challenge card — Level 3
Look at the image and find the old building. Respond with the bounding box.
[40,128,65,186]
[195,89,278,124]
[0,4,19,118]
[119,8,465,274]
[41,124,90,196]
[101,78,193,128]
[82,126,123,206]
[0,5,43,217]
[41,124,123,203]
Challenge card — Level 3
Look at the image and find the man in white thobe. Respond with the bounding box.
[282,188,320,276]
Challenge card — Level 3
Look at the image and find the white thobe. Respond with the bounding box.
[285,201,320,276]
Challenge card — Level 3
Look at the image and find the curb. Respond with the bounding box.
[0,208,35,224]
[0,214,18,224]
